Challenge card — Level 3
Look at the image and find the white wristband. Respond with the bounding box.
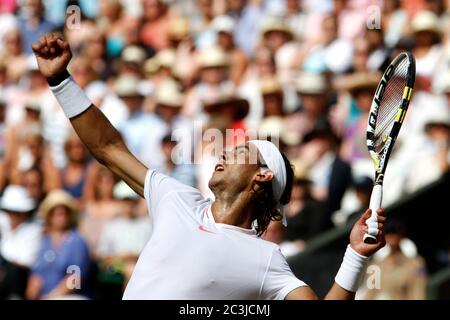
[335,245,369,292]
[50,76,92,118]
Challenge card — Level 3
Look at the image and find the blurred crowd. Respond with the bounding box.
[0,0,449,300]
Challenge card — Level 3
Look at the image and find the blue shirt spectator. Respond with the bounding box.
[31,229,91,298]
[18,0,55,54]
[26,190,91,300]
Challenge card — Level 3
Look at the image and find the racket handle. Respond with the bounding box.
[363,184,383,244]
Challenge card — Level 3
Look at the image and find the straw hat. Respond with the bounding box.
[121,46,147,65]
[39,190,77,217]
[197,46,230,69]
[203,94,249,121]
[168,17,190,40]
[0,185,36,213]
[261,16,293,37]
[155,79,184,107]
[411,11,441,34]
[290,159,311,182]
[144,57,160,74]
[258,116,302,146]
[296,72,328,95]
[115,74,142,97]
[155,49,176,69]
[260,75,283,96]
[335,72,380,96]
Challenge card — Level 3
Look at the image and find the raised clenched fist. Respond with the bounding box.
[31,34,72,79]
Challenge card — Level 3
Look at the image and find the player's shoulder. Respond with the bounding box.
[249,235,282,253]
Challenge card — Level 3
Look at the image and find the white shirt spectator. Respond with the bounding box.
[0,213,42,268]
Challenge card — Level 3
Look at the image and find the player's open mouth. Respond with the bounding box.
[214,164,225,172]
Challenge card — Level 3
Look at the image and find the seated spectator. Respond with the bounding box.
[140,0,171,51]
[96,182,151,295]
[266,159,326,257]
[26,190,91,300]
[61,133,91,201]
[21,167,46,206]
[18,0,55,55]
[157,134,197,188]
[296,14,353,74]
[363,219,427,300]
[403,105,450,193]
[140,79,193,168]
[337,72,380,163]
[411,11,444,93]
[211,15,248,85]
[285,72,331,142]
[300,128,352,222]
[0,185,41,299]
[184,46,234,118]
[1,27,29,82]
[79,165,121,254]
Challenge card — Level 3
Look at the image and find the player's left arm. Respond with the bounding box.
[286,208,386,300]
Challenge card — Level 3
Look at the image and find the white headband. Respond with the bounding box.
[249,140,288,226]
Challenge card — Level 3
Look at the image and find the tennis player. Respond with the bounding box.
[32,34,386,300]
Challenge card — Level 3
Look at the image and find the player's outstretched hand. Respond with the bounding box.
[349,208,386,257]
[31,33,72,79]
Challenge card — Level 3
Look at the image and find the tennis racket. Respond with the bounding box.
[364,52,416,244]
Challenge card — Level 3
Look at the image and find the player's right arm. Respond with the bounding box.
[32,34,147,197]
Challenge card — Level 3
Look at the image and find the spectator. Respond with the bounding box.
[97,0,126,57]
[284,72,330,142]
[411,11,444,93]
[226,0,264,57]
[157,134,197,188]
[140,0,171,51]
[297,14,353,74]
[0,185,41,299]
[114,74,153,160]
[1,28,29,82]
[60,132,91,201]
[238,47,276,129]
[184,46,234,118]
[211,15,248,85]
[300,128,352,222]
[18,0,55,55]
[139,78,193,168]
[278,159,326,256]
[403,104,450,193]
[363,219,427,300]
[260,75,285,118]
[97,182,151,293]
[26,190,91,300]
[382,0,408,47]
[9,121,60,193]
[79,165,121,254]
[338,72,380,163]
[79,29,112,81]
[22,167,46,206]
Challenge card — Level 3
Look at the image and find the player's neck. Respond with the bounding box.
[211,191,256,229]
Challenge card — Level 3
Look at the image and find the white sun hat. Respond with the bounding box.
[113,181,140,200]
[211,15,236,34]
[0,185,36,213]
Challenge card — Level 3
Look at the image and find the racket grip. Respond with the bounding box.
[364,184,383,244]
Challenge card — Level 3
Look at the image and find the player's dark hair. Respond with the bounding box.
[253,153,294,236]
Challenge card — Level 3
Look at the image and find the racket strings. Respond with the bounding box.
[374,59,409,152]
